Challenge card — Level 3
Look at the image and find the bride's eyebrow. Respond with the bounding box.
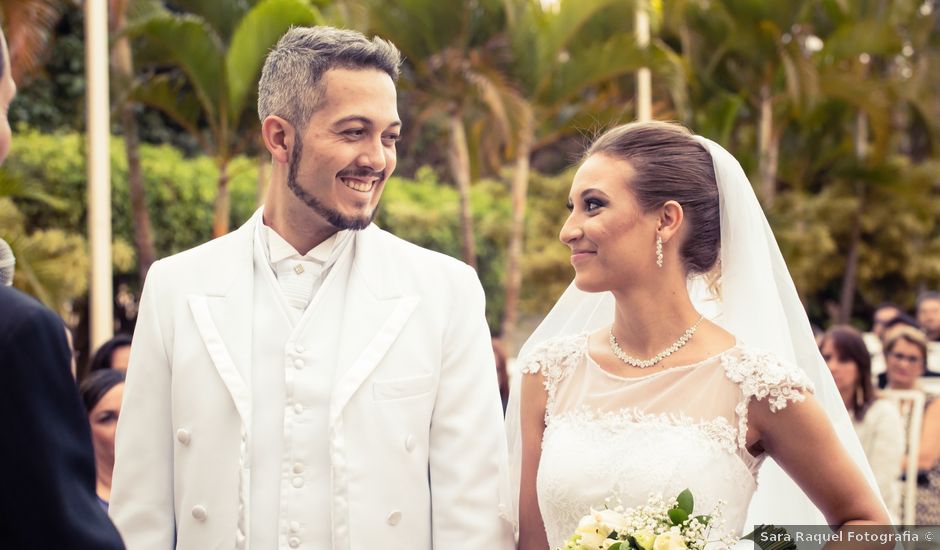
[580,188,609,198]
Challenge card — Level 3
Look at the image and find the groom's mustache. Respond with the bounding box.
[337,167,385,181]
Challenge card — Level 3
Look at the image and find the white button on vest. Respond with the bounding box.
[386,510,402,525]
[191,505,208,521]
[176,429,191,445]
[293,358,304,369]
[294,344,305,353]
[289,536,301,548]
[289,521,301,533]
[292,476,304,488]
[292,462,304,474]
[404,435,416,452]
[293,403,304,414]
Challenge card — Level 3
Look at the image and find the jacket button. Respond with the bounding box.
[404,435,415,452]
[294,344,305,353]
[292,462,304,474]
[289,520,301,533]
[191,505,208,521]
[176,429,191,445]
[288,536,301,548]
[386,510,401,525]
[292,476,304,488]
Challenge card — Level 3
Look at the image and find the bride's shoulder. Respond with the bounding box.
[518,333,587,379]
[720,346,815,412]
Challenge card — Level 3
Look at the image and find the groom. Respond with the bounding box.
[110,26,514,549]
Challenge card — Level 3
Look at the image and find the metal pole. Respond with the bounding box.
[85,0,113,349]
[636,0,652,121]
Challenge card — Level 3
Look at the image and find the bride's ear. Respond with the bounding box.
[657,200,684,243]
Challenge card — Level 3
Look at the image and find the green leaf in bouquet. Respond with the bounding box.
[607,543,623,550]
[667,507,689,525]
[692,514,711,526]
[675,488,694,514]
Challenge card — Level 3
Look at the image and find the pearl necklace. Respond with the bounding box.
[608,315,705,369]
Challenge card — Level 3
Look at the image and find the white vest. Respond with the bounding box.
[249,229,355,550]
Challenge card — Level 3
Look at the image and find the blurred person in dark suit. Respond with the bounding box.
[0,26,124,549]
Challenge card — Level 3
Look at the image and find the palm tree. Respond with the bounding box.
[360,0,521,269]
[0,0,66,84]
[499,0,681,347]
[682,0,818,206]
[126,0,321,236]
[111,0,159,284]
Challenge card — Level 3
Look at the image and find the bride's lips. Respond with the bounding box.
[570,250,596,265]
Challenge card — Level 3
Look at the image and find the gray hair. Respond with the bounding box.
[257,26,402,131]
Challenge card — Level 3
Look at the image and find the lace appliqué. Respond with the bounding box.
[722,348,815,449]
[552,404,740,455]
[519,333,586,423]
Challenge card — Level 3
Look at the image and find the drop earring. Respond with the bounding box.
[656,235,664,268]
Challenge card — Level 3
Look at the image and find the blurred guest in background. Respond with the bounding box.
[820,325,904,521]
[87,333,132,375]
[872,303,903,341]
[879,327,940,523]
[917,292,940,342]
[882,326,929,391]
[80,369,126,511]
[0,25,124,549]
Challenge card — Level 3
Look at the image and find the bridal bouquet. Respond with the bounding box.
[557,489,736,550]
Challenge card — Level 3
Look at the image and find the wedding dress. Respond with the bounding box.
[523,334,812,548]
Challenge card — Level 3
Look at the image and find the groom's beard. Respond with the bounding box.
[286,137,381,231]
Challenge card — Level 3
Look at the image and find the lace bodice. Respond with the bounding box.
[521,334,813,548]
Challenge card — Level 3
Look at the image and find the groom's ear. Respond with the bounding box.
[261,115,295,164]
[657,200,684,243]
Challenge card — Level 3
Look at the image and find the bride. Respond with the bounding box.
[506,121,888,549]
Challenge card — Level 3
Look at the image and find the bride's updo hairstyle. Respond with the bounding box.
[586,121,720,276]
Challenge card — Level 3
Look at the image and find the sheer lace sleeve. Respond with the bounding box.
[519,333,585,422]
[722,347,815,449]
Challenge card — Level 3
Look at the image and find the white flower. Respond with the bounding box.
[575,514,612,549]
[653,532,688,550]
[593,508,630,533]
[633,529,656,550]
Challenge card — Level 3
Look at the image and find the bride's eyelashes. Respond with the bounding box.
[565,197,607,213]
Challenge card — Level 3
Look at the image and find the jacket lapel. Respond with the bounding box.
[329,226,420,425]
[187,211,259,426]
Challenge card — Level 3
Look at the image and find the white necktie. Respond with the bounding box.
[274,257,322,311]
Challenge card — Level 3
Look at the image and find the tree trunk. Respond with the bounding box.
[839,110,869,324]
[501,118,533,351]
[213,161,231,237]
[447,111,477,269]
[758,83,779,206]
[111,0,156,284]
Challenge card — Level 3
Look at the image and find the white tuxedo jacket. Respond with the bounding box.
[110,215,515,550]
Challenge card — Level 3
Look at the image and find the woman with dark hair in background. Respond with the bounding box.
[820,325,904,521]
[882,326,940,523]
[79,369,126,510]
[86,334,132,375]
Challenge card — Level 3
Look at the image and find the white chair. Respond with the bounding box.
[879,389,925,525]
